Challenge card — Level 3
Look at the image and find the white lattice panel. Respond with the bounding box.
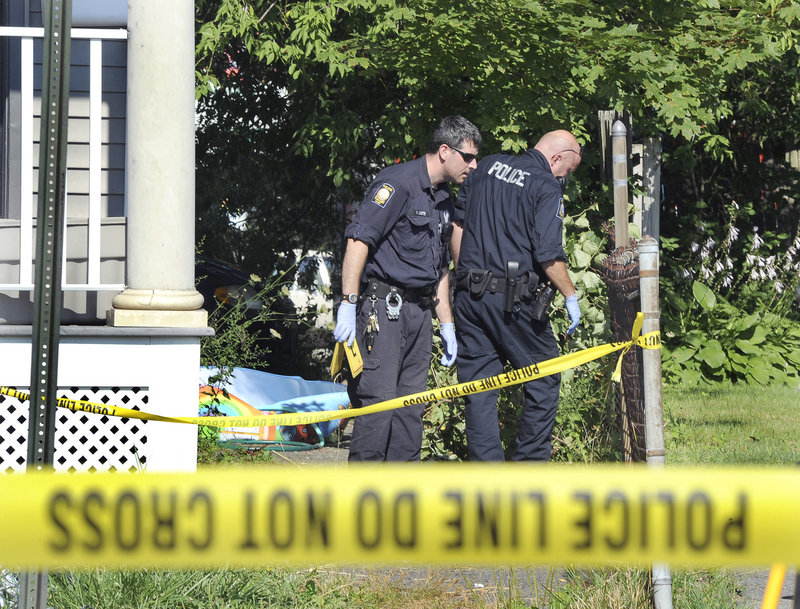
[0,386,149,473]
[0,395,28,472]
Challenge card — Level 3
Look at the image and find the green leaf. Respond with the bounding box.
[692,281,717,310]
[573,248,592,268]
[581,271,603,290]
[748,363,772,385]
[732,313,760,332]
[665,290,688,313]
[699,339,726,368]
[685,331,706,349]
[729,359,748,374]
[681,369,703,385]
[735,339,761,355]
[728,350,750,363]
[579,237,600,256]
[745,324,769,345]
[672,346,696,364]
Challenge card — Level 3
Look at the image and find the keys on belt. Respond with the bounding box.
[365,307,380,352]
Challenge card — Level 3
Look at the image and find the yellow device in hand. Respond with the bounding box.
[330,339,363,378]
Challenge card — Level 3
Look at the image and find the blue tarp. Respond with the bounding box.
[199,367,350,440]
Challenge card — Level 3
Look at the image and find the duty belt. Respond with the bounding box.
[455,265,542,314]
[455,265,555,318]
[362,278,438,308]
[454,268,539,297]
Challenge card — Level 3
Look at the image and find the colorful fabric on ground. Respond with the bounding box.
[199,367,350,447]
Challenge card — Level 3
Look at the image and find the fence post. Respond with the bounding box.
[597,109,616,182]
[612,120,629,248]
[638,236,672,609]
[641,137,662,241]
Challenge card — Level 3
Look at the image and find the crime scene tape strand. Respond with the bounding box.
[0,463,795,570]
[0,328,660,430]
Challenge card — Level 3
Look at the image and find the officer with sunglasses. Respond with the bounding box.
[334,115,482,461]
[451,129,583,462]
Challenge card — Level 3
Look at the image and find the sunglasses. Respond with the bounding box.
[449,145,478,163]
[557,144,584,158]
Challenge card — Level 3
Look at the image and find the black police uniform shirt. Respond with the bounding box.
[454,148,567,277]
[345,156,453,289]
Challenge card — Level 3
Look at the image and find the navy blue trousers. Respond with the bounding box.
[454,290,560,461]
[347,298,432,462]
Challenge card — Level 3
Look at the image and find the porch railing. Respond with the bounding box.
[0,26,127,292]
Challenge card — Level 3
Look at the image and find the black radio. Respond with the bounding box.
[531,283,556,321]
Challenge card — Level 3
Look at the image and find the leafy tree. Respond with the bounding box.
[195,0,800,276]
[195,0,800,393]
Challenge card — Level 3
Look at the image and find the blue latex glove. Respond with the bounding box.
[565,294,581,335]
[440,322,457,366]
[333,302,357,346]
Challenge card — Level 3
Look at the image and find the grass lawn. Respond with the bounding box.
[664,383,800,465]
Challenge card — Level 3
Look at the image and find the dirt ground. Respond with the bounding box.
[266,422,795,608]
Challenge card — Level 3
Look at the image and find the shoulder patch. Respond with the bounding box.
[371,183,395,207]
[557,198,565,221]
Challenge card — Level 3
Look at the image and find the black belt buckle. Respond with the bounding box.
[468,270,491,298]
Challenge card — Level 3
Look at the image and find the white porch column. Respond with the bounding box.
[108,0,206,327]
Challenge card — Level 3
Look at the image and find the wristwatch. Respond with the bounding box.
[342,293,359,304]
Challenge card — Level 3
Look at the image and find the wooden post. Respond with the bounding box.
[631,142,643,233]
[642,137,662,240]
[597,110,616,182]
[612,120,629,248]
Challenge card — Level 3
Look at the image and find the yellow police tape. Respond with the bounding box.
[0,463,796,569]
[0,325,661,430]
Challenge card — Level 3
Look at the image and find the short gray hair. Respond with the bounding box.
[428,115,482,153]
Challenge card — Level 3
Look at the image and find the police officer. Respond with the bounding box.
[334,116,482,461]
[451,129,582,462]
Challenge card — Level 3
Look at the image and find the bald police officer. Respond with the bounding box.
[451,129,582,462]
[334,116,482,461]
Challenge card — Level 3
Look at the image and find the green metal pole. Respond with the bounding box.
[18,0,71,607]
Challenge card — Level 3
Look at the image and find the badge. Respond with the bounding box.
[371,183,395,207]
[557,198,565,220]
